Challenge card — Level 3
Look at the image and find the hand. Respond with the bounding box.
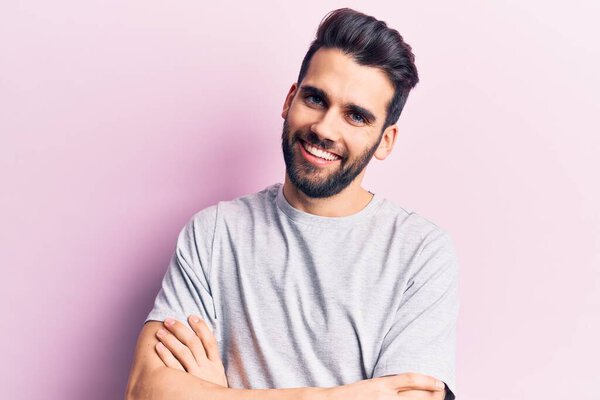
[325,372,446,400]
[397,388,446,399]
[154,315,228,388]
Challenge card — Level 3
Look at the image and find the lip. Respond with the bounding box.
[298,139,341,167]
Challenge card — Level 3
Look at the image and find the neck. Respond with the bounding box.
[282,173,373,217]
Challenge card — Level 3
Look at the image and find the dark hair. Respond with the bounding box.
[297,8,419,132]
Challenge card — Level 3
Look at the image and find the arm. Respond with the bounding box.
[125,321,325,400]
[371,229,460,398]
[125,320,445,400]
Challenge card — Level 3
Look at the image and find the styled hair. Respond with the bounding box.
[297,8,419,132]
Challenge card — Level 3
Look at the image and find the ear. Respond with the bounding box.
[281,82,298,120]
[373,124,398,160]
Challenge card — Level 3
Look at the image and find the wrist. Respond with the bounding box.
[233,386,329,400]
[303,386,329,400]
[317,386,339,400]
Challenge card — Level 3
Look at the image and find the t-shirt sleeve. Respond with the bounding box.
[145,205,220,337]
[371,228,460,397]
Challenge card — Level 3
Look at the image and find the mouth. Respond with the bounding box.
[298,139,343,166]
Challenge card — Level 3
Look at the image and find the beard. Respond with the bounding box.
[280,118,382,198]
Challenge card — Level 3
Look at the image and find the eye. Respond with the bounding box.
[348,112,366,125]
[305,95,324,106]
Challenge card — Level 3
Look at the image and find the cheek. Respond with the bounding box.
[344,135,379,161]
[287,103,321,127]
[346,138,370,155]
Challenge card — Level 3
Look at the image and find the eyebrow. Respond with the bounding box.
[299,85,377,124]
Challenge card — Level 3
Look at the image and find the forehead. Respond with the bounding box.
[301,47,395,118]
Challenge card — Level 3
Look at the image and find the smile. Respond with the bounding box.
[298,140,342,166]
[300,140,341,161]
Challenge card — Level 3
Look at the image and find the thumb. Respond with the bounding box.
[381,372,446,392]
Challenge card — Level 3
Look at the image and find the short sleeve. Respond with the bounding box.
[372,228,460,397]
[145,205,220,339]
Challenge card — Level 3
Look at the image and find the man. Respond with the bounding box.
[126,7,459,400]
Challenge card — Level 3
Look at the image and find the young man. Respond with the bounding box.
[126,8,459,400]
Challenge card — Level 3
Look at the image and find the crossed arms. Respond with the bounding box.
[124,316,448,400]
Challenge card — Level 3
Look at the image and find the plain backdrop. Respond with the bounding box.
[1,1,599,399]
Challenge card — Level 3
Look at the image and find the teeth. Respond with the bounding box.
[302,141,340,161]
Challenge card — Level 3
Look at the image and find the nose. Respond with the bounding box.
[310,107,342,143]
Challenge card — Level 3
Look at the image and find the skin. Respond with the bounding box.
[125,48,447,400]
[148,315,446,399]
[154,316,228,387]
[280,47,399,217]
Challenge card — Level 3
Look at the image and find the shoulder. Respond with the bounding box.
[183,203,219,236]
[211,183,279,218]
[374,197,458,274]
[375,197,453,245]
[183,183,279,232]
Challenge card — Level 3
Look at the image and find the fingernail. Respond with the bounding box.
[164,318,175,326]
[156,342,165,350]
[190,315,200,323]
[157,329,167,337]
[436,381,445,389]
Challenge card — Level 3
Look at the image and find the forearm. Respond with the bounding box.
[221,386,325,400]
[128,365,326,400]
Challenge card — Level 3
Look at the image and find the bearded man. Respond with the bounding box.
[126,8,459,400]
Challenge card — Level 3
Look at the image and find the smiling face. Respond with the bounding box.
[281,47,398,198]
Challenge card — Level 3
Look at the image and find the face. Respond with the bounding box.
[281,47,398,198]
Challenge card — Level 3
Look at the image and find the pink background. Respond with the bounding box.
[1,1,599,399]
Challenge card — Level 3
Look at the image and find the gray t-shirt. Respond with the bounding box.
[146,182,459,396]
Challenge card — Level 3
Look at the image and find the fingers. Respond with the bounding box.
[379,372,446,392]
[188,315,221,362]
[155,341,185,371]
[396,389,440,399]
[163,317,210,363]
[156,320,204,372]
